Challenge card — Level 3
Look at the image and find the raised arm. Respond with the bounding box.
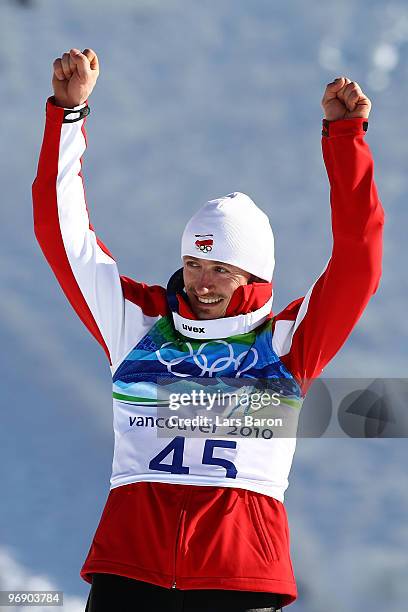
[271,77,384,392]
[33,49,167,369]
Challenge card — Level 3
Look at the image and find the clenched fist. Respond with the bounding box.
[52,48,99,108]
[321,77,371,120]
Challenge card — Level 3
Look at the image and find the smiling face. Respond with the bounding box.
[182,256,252,320]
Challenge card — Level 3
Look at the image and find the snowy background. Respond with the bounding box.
[0,0,407,610]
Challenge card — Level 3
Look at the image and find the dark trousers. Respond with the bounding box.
[85,574,283,612]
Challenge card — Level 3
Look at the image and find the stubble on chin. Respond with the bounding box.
[193,303,228,320]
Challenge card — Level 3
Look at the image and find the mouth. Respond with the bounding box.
[194,295,224,307]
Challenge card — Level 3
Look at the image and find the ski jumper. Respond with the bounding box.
[33,98,384,607]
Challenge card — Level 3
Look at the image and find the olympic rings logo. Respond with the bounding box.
[196,244,212,253]
[155,340,259,378]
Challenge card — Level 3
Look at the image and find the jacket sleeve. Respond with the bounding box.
[32,98,168,369]
[271,117,384,393]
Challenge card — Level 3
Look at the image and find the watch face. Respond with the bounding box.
[63,106,90,124]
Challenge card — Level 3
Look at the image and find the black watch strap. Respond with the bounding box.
[63,106,90,123]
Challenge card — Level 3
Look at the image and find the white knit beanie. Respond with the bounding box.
[181,192,274,282]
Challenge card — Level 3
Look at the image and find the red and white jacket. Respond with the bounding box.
[32,98,384,607]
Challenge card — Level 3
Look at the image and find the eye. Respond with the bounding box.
[215,266,229,273]
[186,260,199,268]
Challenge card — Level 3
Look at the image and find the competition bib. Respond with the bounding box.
[110,317,303,501]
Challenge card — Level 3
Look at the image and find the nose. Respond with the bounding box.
[194,270,215,295]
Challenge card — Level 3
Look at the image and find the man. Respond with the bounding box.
[33,48,384,611]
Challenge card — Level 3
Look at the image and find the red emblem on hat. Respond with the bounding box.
[195,234,213,253]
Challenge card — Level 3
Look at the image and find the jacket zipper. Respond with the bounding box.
[172,491,189,588]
